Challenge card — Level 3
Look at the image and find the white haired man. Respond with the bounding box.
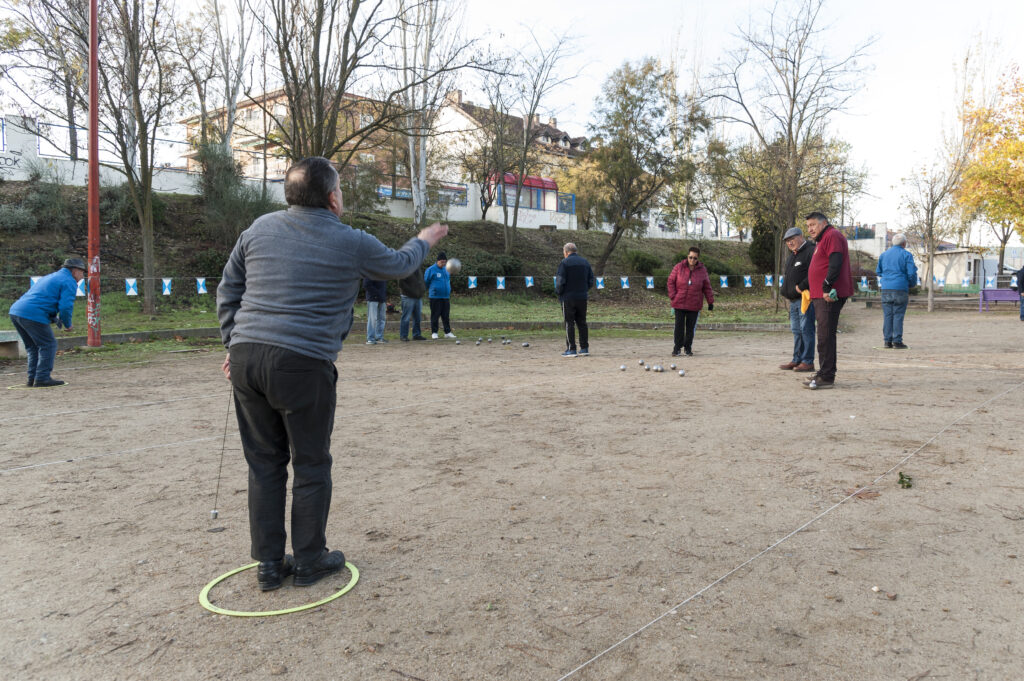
[555,242,595,357]
[875,233,918,349]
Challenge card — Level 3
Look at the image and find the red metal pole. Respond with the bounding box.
[86,0,101,346]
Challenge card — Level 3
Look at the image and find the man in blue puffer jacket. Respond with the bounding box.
[8,257,86,387]
[424,252,454,339]
[875,233,918,349]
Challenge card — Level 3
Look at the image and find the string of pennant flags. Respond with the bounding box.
[23,273,1020,297]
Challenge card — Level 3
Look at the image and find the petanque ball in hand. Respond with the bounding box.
[445,258,462,274]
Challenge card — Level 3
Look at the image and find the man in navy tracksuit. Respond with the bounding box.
[8,257,86,387]
[555,242,595,357]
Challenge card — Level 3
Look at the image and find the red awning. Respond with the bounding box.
[495,172,557,190]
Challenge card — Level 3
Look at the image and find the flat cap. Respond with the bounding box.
[783,227,804,240]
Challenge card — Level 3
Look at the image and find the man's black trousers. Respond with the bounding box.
[561,299,588,351]
[673,309,700,353]
[229,342,337,563]
[812,297,846,382]
[429,298,451,334]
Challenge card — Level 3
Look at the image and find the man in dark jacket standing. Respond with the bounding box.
[218,156,447,590]
[555,242,595,357]
[780,227,816,372]
[804,212,852,390]
[1013,263,1024,322]
[363,278,388,344]
[398,268,427,341]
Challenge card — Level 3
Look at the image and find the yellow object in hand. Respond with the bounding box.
[800,289,811,314]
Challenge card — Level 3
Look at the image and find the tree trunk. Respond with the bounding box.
[926,244,935,314]
[594,226,626,276]
[64,74,78,162]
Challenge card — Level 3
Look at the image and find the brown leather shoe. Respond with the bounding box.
[793,363,815,372]
[779,362,798,370]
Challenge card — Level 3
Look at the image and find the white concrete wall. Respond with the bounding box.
[849,236,886,258]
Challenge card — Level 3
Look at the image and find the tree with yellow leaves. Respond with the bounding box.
[958,67,1024,275]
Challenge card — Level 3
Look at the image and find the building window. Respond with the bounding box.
[359,114,374,127]
[360,153,375,164]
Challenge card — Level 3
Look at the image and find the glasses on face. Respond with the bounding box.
[687,255,698,260]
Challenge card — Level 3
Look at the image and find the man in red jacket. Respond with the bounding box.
[804,212,852,390]
[667,246,714,356]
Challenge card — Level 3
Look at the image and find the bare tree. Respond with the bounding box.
[395,0,481,227]
[504,31,575,251]
[0,0,89,160]
[902,49,990,312]
[707,0,873,296]
[2,0,186,313]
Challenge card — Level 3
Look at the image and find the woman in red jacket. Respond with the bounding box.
[667,246,714,356]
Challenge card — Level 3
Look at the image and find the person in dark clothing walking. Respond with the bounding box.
[218,156,447,590]
[398,267,427,341]
[555,242,595,357]
[1013,263,1024,322]
[779,227,816,372]
[804,212,852,390]
[667,246,714,357]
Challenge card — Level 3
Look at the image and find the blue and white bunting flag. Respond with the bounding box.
[720,276,728,288]
[743,275,752,288]
[916,275,922,286]
[985,276,995,288]
[646,276,654,289]
[30,276,41,288]
[620,276,629,289]
[596,277,605,289]
[860,276,868,288]
[162,278,172,295]
[196,277,207,294]
[937,277,946,287]
[764,274,773,286]
[76,279,86,297]
[779,275,785,286]
[961,276,970,287]
[525,276,534,288]
[125,278,138,296]
[468,276,477,289]
[1012,275,1018,288]
[496,276,505,290]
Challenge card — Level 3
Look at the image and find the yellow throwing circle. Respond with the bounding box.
[199,561,359,617]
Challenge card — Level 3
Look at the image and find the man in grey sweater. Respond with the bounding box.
[217,156,447,590]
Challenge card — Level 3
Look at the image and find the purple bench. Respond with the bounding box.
[979,288,1021,312]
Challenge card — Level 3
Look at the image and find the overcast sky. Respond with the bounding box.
[463,0,1024,244]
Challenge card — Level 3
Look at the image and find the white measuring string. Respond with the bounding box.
[553,378,1024,681]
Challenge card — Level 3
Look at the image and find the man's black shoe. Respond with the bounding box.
[884,342,893,348]
[26,378,34,387]
[294,549,346,587]
[33,378,66,387]
[257,554,295,591]
[412,335,427,341]
[400,337,410,342]
[684,349,693,357]
[892,342,909,349]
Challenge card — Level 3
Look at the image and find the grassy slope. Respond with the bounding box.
[1,181,787,331]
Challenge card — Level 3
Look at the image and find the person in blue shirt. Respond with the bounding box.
[8,257,86,387]
[424,252,455,339]
[875,233,918,349]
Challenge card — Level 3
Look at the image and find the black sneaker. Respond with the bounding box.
[294,549,346,587]
[671,350,680,357]
[892,342,909,349]
[257,554,294,591]
[26,378,34,387]
[684,349,693,357]
[884,342,893,348]
[400,337,410,342]
[33,378,66,388]
[412,335,427,341]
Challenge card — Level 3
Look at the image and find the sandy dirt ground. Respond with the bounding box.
[1,305,1022,681]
